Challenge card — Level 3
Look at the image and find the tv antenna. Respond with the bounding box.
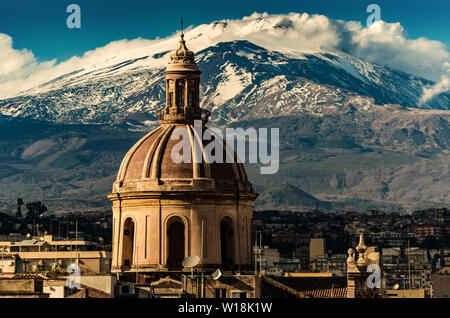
[211,269,222,281]
[182,255,200,278]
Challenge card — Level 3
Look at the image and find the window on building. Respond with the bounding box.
[189,91,194,107]
[177,82,185,107]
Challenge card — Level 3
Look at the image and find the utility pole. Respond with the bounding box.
[407,219,412,290]
[201,220,204,262]
[0,247,3,276]
[254,231,258,275]
[408,238,411,289]
[259,231,263,274]
[253,231,263,275]
[201,273,204,298]
[75,219,78,251]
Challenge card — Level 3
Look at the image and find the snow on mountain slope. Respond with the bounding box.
[1,38,448,125]
[1,12,450,124]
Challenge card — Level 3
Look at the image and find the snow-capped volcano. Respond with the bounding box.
[0,13,449,213]
[0,12,449,124]
[0,39,448,125]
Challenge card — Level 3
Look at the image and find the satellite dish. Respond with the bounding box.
[182,255,200,268]
[211,269,222,280]
[393,284,400,290]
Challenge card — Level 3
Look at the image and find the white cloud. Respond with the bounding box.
[420,63,450,104]
[0,33,56,88]
[0,34,34,77]
[0,12,449,101]
[345,21,449,82]
[0,35,159,98]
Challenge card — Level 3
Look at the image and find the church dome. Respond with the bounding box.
[114,123,253,193]
[113,31,254,195]
[109,28,257,272]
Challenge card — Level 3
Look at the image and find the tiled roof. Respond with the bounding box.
[80,284,111,298]
[12,273,49,280]
[66,285,111,298]
[151,276,182,289]
[263,276,347,298]
[67,289,86,298]
[261,276,308,298]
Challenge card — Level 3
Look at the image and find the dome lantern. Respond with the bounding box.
[158,19,205,125]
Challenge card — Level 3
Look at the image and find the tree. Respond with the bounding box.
[16,198,24,219]
[25,202,48,219]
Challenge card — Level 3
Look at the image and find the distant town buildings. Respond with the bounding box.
[252,208,450,297]
[309,238,326,262]
[0,234,111,275]
[414,224,450,243]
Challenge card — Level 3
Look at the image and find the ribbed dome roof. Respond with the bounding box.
[114,124,253,193]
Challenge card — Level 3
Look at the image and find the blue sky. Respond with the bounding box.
[1,0,449,62]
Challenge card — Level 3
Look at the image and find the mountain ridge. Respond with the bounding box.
[0,28,448,213]
[0,40,449,126]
